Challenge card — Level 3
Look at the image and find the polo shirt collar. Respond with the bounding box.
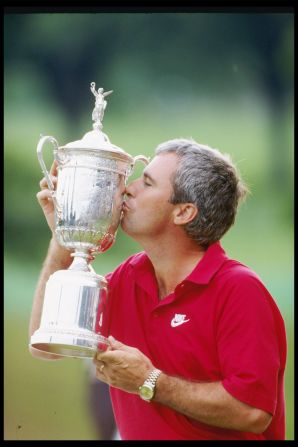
[128,252,158,297]
[186,241,228,285]
[129,241,229,289]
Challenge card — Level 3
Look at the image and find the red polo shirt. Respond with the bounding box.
[97,242,287,440]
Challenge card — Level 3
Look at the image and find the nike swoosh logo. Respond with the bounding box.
[171,318,190,327]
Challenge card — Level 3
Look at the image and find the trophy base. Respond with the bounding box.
[30,329,109,358]
[30,266,109,359]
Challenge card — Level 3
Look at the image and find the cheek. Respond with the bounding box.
[144,203,173,228]
[124,193,173,225]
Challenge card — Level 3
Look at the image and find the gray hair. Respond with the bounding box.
[155,138,248,248]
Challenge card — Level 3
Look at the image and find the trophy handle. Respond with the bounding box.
[133,155,150,166]
[130,154,150,175]
[37,135,59,191]
[37,135,60,209]
[126,155,149,178]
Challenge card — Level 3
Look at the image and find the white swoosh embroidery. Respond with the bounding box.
[171,318,190,327]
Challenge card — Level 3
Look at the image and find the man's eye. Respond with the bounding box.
[143,180,151,186]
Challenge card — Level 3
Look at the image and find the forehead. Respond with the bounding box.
[144,152,178,180]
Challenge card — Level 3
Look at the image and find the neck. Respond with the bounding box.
[140,233,205,300]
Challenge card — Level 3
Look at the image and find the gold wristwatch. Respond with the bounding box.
[139,369,162,402]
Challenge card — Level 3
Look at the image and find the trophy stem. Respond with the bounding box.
[69,249,96,274]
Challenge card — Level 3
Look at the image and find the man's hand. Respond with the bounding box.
[93,340,272,434]
[93,336,155,394]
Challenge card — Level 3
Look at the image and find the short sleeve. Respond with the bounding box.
[217,274,282,414]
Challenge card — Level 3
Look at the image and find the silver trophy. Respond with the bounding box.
[30,82,149,358]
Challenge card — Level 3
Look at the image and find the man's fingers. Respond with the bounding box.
[95,364,109,383]
[107,335,127,350]
[96,340,133,364]
[39,175,57,190]
[50,160,58,176]
[36,189,54,207]
[96,349,121,363]
[39,160,58,190]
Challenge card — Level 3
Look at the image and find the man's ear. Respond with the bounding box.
[173,203,198,225]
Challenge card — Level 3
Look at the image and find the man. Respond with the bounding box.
[29,138,287,440]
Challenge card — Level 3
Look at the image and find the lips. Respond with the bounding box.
[122,201,130,211]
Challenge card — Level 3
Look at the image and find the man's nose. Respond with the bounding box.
[125,178,139,197]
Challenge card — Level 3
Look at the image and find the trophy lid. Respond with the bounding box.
[59,82,133,163]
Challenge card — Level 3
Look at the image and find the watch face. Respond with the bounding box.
[140,384,154,400]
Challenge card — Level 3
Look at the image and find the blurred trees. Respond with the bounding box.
[4,13,293,112]
[4,12,293,173]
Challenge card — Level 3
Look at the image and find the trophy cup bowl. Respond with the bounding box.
[30,83,149,358]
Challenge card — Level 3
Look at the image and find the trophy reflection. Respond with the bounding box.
[30,82,149,358]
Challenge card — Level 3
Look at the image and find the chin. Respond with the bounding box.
[120,219,138,239]
[120,219,130,234]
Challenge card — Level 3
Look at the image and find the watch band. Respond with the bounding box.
[139,368,162,401]
[146,368,162,386]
